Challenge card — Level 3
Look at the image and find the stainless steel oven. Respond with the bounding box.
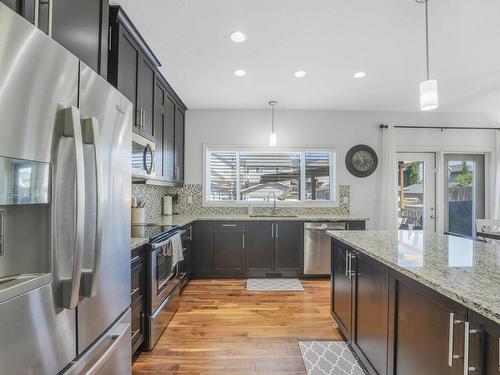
[146,228,186,350]
[132,132,155,180]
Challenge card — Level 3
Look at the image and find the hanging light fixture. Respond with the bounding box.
[269,100,278,146]
[419,0,438,111]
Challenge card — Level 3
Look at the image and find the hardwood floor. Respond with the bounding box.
[133,279,341,375]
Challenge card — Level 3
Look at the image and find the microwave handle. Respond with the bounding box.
[80,117,103,298]
[143,144,154,174]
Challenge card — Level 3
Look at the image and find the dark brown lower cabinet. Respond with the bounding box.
[352,252,389,375]
[245,222,274,277]
[212,224,245,276]
[331,241,353,341]
[274,221,303,276]
[392,274,466,375]
[192,221,213,276]
[468,311,500,375]
[131,244,146,356]
[331,239,500,375]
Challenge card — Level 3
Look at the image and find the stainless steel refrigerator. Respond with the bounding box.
[0,3,133,374]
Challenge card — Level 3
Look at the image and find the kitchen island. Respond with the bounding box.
[327,230,500,375]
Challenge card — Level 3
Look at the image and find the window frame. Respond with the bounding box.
[203,144,338,207]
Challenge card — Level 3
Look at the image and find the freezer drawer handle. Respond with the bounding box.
[56,107,85,309]
[85,320,130,375]
[80,117,104,298]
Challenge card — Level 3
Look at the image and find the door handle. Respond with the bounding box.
[34,0,39,27]
[80,117,103,298]
[56,107,85,309]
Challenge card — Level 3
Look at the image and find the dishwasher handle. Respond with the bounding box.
[304,222,346,231]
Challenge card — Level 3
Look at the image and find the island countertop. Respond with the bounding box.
[327,230,500,325]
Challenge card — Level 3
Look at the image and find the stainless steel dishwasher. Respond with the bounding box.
[304,222,346,275]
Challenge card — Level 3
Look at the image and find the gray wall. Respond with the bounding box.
[184,109,499,228]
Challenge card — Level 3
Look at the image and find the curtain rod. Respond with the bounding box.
[378,124,500,131]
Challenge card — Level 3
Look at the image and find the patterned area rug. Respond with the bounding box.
[298,341,366,375]
[246,278,304,291]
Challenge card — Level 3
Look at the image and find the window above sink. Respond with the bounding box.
[203,145,337,207]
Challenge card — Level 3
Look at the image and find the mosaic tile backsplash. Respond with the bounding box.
[133,184,350,221]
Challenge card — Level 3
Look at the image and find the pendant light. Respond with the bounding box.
[269,100,277,146]
[419,0,438,111]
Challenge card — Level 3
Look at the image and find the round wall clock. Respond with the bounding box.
[345,145,378,177]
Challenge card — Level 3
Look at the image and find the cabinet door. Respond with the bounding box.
[174,106,185,182]
[51,0,107,75]
[394,277,465,375]
[352,253,389,375]
[192,221,212,275]
[331,241,353,341]
[116,28,138,128]
[213,227,245,275]
[245,222,274,277]
[137,54,155,140]
[153,85,165,178]
[467,312,500,375]
[163,97,176,182]
[274,222,302,276]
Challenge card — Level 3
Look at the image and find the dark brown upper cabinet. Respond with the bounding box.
[107,5,160,142]
[1,0,109,77]
[155,73,186,185]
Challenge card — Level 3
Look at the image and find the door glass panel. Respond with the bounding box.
[398,161,425,230]
[397,153,435,232]
[445,155,485,237]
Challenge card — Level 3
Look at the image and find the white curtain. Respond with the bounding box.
[378,125,398,230]
[494,130,500,219]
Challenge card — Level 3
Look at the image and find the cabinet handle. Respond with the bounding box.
[464,321,470,375]
[449,313,464,366]
[130,287,139,296]
[242,233,245,249]
[345,250,349,277]
[141,109,145,130]
[276,224,279,238]
[187,226,192,241]
[221,224,237,227]
[271,223,274,238]
[131,255,140,263]
[108,26,112,51]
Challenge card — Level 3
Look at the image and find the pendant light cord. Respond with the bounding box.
[425,0,430,80]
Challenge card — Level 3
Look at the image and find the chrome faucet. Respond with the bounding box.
[270,192,278,216]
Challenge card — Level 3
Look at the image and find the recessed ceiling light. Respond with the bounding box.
[230,31,246,43]
[353,71,366,79]
[234,69,246,77]
[294,70,306,78]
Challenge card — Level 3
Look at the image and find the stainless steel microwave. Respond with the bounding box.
[132,133,155,179]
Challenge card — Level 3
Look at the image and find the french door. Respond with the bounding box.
[444,154,485,237]
[397,153,436,231]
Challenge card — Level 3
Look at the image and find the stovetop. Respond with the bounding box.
[131,223,179,242]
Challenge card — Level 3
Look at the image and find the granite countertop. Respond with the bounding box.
[131,237,149,250]
[327,230,500,325]
[150,214,369,228]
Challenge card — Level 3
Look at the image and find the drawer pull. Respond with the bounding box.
[131,287,139,296]
[221,224,237,227]
[131,255,140,263]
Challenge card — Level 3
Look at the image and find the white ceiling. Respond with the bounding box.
[112,0,500,111]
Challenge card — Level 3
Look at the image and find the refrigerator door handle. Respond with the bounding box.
[57,107,85,309]
[80,117,104,298]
